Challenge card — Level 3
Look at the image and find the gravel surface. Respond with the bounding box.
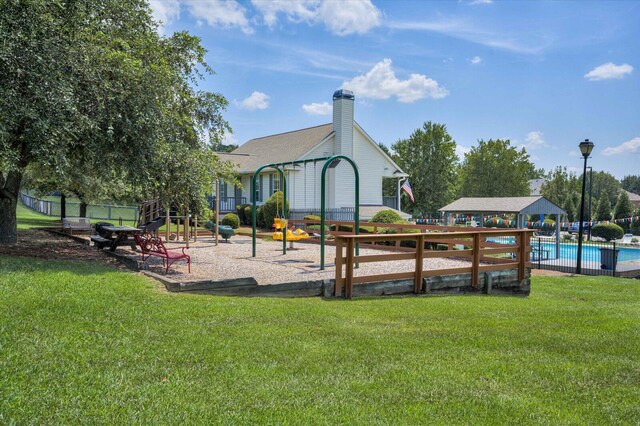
[118,235,473,284]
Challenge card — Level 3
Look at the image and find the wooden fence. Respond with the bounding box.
[334,229,532,299]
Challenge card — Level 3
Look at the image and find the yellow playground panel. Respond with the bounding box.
[273,228,310,242]
[273,217,287,230]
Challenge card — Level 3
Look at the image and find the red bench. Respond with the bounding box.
[134,233,191,274]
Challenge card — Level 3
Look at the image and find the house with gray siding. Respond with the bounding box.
[216,90,409,219]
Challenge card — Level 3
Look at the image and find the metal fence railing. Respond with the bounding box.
[486,234,640,277]
[19,192,138,222]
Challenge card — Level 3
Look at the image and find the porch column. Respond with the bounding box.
[396,178,402,211]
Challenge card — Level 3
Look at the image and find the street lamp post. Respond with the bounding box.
[576,139,594,274]
[587,166,593,241]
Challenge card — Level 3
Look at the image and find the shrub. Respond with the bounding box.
[370,209,403,224]
[591,223,624,242]
[303,214,321,222]
[631,213,640,236]
[236,204,251,225]
[307,224,329,234]
[243,206,253,225]
[220,213,240,229]
[260,191,288,230]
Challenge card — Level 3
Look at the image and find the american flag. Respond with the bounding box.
[401,179,415,203]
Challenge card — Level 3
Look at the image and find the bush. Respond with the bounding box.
[307,224,329,234]
[370,209,403,224]
[220,213,240,229]
[303,215,321,222]
[236,204,251,225]
[591,223,624,242]
[260,191,288,230]
[243,206,253,225]
[631,213,640,236]
[256,206,266,228]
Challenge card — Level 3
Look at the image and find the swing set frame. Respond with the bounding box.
[251,155,360,270]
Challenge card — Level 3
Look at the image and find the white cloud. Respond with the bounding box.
[584,62,633,81]
[387,19,546,54]
[524,131,548,150]
[185,0,253,34]
[252,0,381,35]
[602,137,640,156]
[341,58,449,103]
[238,91,270,110]
[469,0,493,4]
[302,102,332,115]
[470,56,482,65]
[148,0,180,28]
[455,144,470,159]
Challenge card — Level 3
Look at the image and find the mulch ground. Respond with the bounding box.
[0,229,128,270]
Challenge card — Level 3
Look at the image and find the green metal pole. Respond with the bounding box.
[280,166,287,255]
[251,164,287,257]
[320,155,359,270]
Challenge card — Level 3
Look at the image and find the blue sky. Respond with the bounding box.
[150,0,640,178]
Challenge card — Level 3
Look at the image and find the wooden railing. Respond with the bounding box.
[334,229,532,299]
[138,199,163,227]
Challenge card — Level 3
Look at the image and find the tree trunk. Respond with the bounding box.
[60,193,66,220]
[0,171,22,244]
[79,201,87,217]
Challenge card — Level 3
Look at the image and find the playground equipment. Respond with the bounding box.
[252,155,359,270]
[273,228,309,243]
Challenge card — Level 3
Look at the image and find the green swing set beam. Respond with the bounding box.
[251,155,359,269]
[320,155,359,270]
[252,164,286,257]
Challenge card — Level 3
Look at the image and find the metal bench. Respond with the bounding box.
[134,232,190,274]
[62,217,92,235]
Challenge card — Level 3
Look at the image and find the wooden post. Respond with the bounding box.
[185,214,190,248]
[414,234,425,293]
[518,231,527,281]
[165,210,170,241]
[345,238,355,299]
[215,179,220,247]
[335,237,344,297]
[194,215,198,242]
[472,232,480,287]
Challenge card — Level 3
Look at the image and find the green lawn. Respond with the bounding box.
[16,201,61,229]
[0,257,638,424]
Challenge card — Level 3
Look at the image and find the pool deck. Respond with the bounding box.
[536,258,640,278]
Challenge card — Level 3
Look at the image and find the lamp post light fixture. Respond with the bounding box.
[576,139,594,274]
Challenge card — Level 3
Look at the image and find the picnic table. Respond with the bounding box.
[91,225,141,252]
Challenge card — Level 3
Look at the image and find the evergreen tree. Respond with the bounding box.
[613,190,634,232]
[595,193,612,221]
[562,195,577,222]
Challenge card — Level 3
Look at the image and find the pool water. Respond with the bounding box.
[534,242,640,262]
[487,237,640,262]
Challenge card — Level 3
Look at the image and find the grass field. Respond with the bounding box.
[16,201,61,230]
[0,255,638,424]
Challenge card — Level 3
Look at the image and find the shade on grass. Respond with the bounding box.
[0,256,639,423]
[16,201,61,229]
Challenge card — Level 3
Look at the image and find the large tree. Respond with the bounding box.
[0,0,233,242]
[391,122,459,216]
[541,166,580,207]
[589,171,620,207]
[613,190,634,232]
[459,139,535,197]
[621,175,640,195]
[595,193,612,221]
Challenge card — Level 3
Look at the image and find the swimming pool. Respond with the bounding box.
[487,237,640,262]
[534,242,640,262]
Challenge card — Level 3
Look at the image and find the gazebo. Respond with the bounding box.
[439,196,566,258]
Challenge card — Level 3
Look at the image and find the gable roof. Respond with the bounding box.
[217,124,333,173]
[624,190,640,202]
[439,196,565,215]
[217,122,406,176]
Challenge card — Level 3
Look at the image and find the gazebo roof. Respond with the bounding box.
[439,196,565,215]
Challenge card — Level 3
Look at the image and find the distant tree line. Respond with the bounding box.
[382,121,640,231]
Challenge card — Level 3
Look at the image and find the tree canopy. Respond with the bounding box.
[621,175,640,195]
[458,139,535,197]
[595,193,612,221]
[0,0,235,243]
[613,190,634,232]
[391,122,458,216]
